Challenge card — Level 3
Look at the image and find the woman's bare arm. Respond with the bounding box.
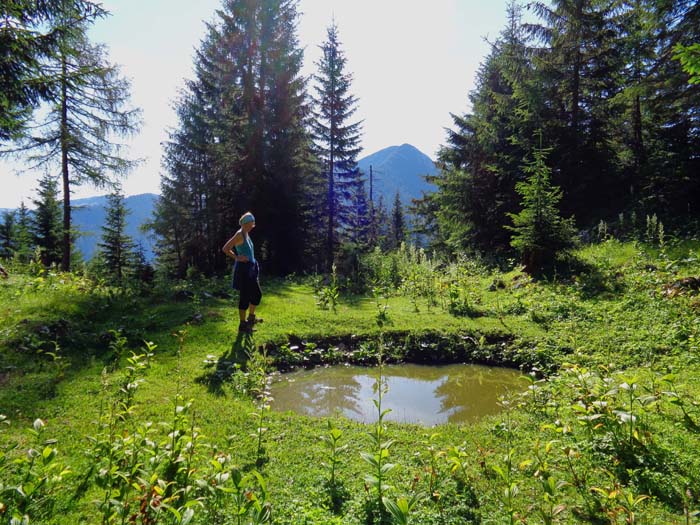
[222,231,248,261]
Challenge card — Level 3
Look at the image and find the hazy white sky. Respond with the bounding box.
[1,0,519,209]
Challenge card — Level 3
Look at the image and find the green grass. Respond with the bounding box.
[1,240,700,524]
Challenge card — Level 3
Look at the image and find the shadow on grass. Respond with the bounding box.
[0,274,314,414]
[195,329,257,395]
[325,480,350,515]
[0,288,208,417]
[260,278,305,299]
[530,254,627,299]
[339,293,373,307]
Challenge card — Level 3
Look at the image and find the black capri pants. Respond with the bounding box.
[234,261,262,310]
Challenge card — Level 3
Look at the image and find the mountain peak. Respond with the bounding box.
[358,144,436,206]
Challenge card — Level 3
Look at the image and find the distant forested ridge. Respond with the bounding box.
[0,194,158,262]
[0,142,434,266]
[417,0,700,255]
[72,193,157,262]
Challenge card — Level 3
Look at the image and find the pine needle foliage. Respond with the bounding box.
[1,4,141,271]
[311,21,364,269]
[507,140,576,274]
[31,173,63,267]
[97,188,136,284]
[153,0,313,277]
[0,0,106,140]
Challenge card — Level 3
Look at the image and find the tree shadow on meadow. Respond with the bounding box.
[258,277,304,299]
[532,254,627,299]
[196,329,257,396]
[0,288,214,417]
[1,275,338,413]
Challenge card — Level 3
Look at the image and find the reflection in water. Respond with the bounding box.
[269,364,525,425]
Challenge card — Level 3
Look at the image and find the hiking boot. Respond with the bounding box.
[238,320,251,333]
[246,314,257,332]
[247,314,262,327]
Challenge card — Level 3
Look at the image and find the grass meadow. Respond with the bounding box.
[1,239,699,524]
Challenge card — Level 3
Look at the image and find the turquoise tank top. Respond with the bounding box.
[236,232,255,263]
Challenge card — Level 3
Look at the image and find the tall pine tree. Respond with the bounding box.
[155,33,226,277]
[507,140,576,273]
[346,177,371,247]
[0,211,16,259]
[390,191,406,250]
[639,0,700,216]
[418,2,535,255]
[14,202,34,262]
[1,5,141,271]
[154,0,312,276]
[526,0,626,223]
[311,21,363,270]
[421,0,700,258]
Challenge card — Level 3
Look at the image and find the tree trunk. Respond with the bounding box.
[570,0,583,140]
[327,46,336,272]
[327,145,334,272]
[60,54,71,272]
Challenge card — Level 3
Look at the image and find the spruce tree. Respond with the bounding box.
[156,67,223,276]
[311,21,363,269]
[639,0,700,217]
[418,0,700,257]
[507,141,576,273]
[417,2,536,256]
[373,195,391,251]
[410,178,445,253]
[612,0,656,200]
[1,5,141,271]
[154,0,312,276]
[345,176,371,250]
[132,243,155,284]
[0,211,16,259]
[255,0,316,274]
[366,185,378,249]
[97,188,135,284]
[150,172,192,277]
[526,0,631,222]
[390,192,406,250]
[31,173,63,267]
[14,202,34,262]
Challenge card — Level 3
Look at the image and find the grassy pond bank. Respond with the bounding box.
[1,240,700,523]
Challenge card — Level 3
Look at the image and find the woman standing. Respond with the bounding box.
[222,212,262,333]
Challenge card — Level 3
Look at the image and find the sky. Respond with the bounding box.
[1,0,521,209]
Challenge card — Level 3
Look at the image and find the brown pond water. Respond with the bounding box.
[269,363,526,426]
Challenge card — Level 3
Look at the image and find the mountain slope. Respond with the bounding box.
[72,193,158,262]
[5,144,436,261]
[357,143,436,208]
[1,195,158,262]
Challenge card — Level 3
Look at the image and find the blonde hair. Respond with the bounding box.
[239,212,255,226]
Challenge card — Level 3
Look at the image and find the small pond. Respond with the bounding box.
[269,363,526,426]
